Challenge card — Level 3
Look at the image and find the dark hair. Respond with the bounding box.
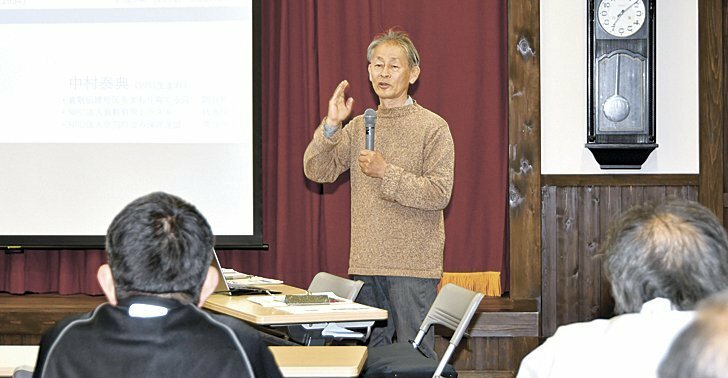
[658,290,728,378]
[105,192,215,303]
[602,198,728,313]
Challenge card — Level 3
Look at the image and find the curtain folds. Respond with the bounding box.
[0,0,507,294]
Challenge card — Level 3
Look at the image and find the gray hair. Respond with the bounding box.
[602,199,728,314]
[366,28,420,68]
[658,290,728,378]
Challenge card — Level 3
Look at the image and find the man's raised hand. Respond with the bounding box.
[326,80,354,126]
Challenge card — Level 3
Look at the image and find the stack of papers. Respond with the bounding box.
[221,268,249,280]
[222,268,284,285]
[246,295,287,308]
[248,292,346,308]
[280,303,372,314]
[246,292,372,313]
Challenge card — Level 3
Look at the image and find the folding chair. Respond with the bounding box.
[307,272,364,300]
[287,272,367,345]
[12,366,33,378]
[362,283,485,378]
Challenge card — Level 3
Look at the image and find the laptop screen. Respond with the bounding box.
[209,250,280,295]
[210,249,234,294]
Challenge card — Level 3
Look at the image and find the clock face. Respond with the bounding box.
[598,0,646,37]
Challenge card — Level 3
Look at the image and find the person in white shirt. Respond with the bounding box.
[658,289,728,378]
[517,199,728,378]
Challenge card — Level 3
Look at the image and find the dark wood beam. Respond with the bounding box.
[698,0,725,218]
[508,0,541,300]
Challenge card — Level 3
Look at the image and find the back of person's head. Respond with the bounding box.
[602,198,728,314]
[105,191,215,304]
[658,289,728,378]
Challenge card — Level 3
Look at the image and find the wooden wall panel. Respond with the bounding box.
[541,184,698,337]
[0,294,104,346]
[540,186,557,336]
[699,0,724,217]
[598,187,621,321]
[724,0,728,226]
[578,187,600,321]
[555,187,578,327]
[508,0,541,300]
[436,335,538,377]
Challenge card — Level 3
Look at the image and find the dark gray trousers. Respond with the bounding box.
[352,275,439,359]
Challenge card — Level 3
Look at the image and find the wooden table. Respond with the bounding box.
[269,346,367,377]
[203,284,388,325]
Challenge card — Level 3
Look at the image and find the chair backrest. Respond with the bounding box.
[12,366,34,378]
[419,283,484,347]
[414,283,484,378]
[307,272,364,300]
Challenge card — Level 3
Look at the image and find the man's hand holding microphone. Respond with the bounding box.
[326,80,386,178]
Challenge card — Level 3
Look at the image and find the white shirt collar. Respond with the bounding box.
[639,297,676,314]
[128,303,169,318]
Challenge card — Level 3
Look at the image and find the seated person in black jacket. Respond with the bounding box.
[33,191,283,378]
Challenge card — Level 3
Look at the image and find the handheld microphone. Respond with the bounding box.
[364,108,376,150]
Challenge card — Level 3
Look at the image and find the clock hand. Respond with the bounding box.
[611,0,641,32]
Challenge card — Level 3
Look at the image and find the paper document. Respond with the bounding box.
[280,302,372,314]
[221,268,250,280]
[231,276,284,285]
[247,295,287,307]
[222,267,284,285]
[247,292,349,308]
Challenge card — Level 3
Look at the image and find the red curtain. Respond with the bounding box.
[1,250,105,294]
[0,0,507,294]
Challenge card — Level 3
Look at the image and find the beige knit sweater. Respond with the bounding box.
[303,102,454,279]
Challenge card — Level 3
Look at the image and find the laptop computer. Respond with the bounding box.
[210,250,280,296]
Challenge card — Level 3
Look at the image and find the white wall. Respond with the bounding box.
[541,1,699,174]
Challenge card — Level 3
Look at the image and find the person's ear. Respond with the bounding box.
[409,65,420,84]
[198,266,219,307]
[368,63,374,82]
[97,264,117,306]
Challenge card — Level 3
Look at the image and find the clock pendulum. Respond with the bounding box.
[603,54,630,123]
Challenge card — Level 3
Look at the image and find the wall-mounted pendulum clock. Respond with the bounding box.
[587,0,657,169]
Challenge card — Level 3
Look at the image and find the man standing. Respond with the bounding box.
[33,192,282,378]
[303,29,454,358]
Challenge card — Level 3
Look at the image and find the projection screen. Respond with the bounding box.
[0,0,263,249]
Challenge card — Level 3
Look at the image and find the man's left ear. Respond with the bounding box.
[409,66,420,84]
[97,264,118,306]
